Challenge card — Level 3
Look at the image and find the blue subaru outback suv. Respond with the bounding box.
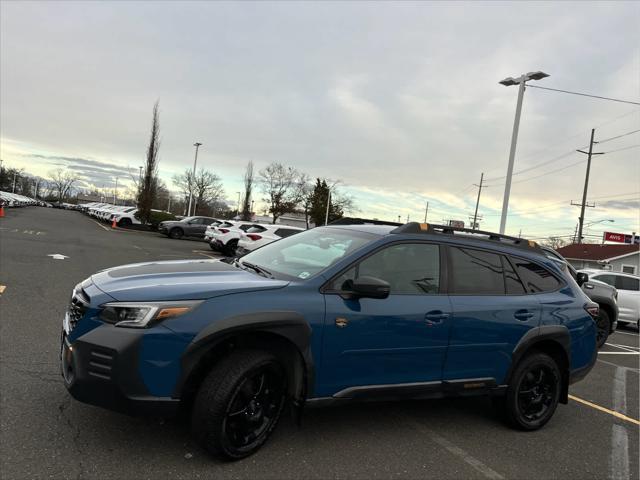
[61,221,598,460]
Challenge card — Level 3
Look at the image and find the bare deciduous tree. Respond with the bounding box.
[137,101,161,224]
[172,168,224,216]
[542,236,568,250]
[48,168,78,203]
[259,162,306,224]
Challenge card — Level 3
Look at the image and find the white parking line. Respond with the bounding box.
[605,343,640,353]
[614,331,639,337]
[598,352,639,355]
[401,417,504,480]
[610,424,630,480]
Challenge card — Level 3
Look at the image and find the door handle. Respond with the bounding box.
[425,311,449,325]
[514,310,534,321]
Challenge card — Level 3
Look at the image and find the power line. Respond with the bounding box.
[527,85,640,106]
[597,129,640,144]
[602,144,640,154]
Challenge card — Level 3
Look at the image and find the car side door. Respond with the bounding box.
[319,242,452,398]
[444,247,541,385]
[592,273,640,324]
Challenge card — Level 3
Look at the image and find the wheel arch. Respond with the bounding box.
[506,326,571,404]
[175,312,313,408]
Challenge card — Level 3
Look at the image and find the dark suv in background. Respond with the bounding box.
[541,246,618,347]
[158,216,219,239]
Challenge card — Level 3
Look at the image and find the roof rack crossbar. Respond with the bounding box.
[390,222,539,250]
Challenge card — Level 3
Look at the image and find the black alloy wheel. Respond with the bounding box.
[517,365,557,423]
[595,309,610,349]
[221,367,285,454]
[505,352,561,430]
[169,227,184,239]
[192,350,287,460]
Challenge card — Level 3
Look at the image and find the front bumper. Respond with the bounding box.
[61,323,180,417]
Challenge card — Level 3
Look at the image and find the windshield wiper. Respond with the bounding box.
[237,260,273,279]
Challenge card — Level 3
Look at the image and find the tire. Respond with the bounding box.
[224,240,238,257]
[595,309,610,349]
[119,218,132,227]
[209,242,218,251]
[169,228,184,239]
[504,352,561,431]
[191,350,287,461]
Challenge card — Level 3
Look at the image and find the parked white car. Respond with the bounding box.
[580,269,640,328]
[209,221,258,255]
[203,219,227,242]
[236,224,304,256]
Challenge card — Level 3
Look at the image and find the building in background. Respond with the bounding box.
[556,244,639,275]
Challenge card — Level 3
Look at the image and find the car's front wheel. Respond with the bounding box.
[169,228,184,239]
[118,218,132,227]
[504,352,561,431]
[192,350,287,460]
[595,309,611,349]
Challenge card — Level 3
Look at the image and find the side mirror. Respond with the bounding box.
[350,276,390,299]
[576,272,589,287]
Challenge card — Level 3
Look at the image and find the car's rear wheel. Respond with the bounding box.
[119,218,132,227]
[192,350,287,461]
[504,352,561,431]
[169,228,184,239]
[595,309,611,349]
[209,242,218,251]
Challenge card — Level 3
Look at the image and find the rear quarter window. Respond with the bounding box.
[617,276,639,291]
[510,257,562,293]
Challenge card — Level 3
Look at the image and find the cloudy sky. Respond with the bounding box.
[1,1,638,239]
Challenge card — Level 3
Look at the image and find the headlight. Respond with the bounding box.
[99,301,201,328]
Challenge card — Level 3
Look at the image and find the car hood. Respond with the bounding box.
[90,259,288,302]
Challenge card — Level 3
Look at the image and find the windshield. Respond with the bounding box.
[240,227,378,280]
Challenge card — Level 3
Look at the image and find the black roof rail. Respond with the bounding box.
[390,222,541,251]
[328,217,402,227]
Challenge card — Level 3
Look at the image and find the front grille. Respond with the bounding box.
[67,287,89,332]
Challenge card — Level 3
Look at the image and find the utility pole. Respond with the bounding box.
[187,143,202,217]
[472,172,484,230]
[12,171,18,193]
[167,195,171,213]
[424,202,429,223]
[571,129,604,243]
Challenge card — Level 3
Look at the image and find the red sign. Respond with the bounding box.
[604,231,627,243]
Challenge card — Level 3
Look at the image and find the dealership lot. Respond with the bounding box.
[0,207,638,480]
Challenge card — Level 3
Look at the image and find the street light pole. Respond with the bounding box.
[324,190,332,225]
[498,71,549,234]
[113,177,118,205]
[236,192,241,217]
[187,142,202,217]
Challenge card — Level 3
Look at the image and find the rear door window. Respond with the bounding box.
[616,275,639,291]
[510,257,562,293]
[449,248,505,295]
[503,256,526,294]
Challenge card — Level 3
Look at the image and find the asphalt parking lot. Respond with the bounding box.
[0,207,638,480]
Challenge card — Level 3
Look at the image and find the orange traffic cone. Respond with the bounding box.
[0,205,4,218]
[111,217,117,228]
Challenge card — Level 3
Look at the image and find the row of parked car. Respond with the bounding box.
[0,191,49,208]
[78,202,307,257]
[157,216,305,256]
[78,201,150,226]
